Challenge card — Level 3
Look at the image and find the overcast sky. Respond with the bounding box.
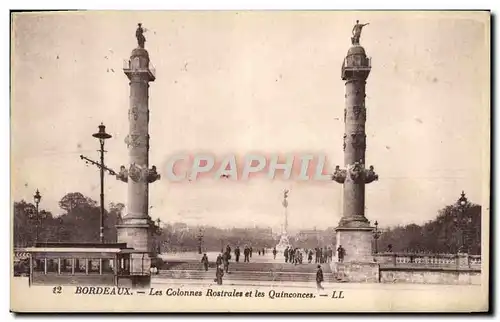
[11,11,490,231]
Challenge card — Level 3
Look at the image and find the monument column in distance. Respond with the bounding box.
[276,189,292,254]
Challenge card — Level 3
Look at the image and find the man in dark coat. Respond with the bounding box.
[316,265,324,290]
[215,264,224,285]
[222,251,230,273]
[201,253,209,271]
[243,247,250,262]
[337,245,346,263]
[234,246,241,262]
[216,253,223,266]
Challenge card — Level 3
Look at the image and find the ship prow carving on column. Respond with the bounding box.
[331,22,380,282]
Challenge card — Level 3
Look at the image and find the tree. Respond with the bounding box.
[13,193,126,246]
[105,202,125,243]
[13,200,55,246]
[13,201,36,246]
[378,203,482,254]
[58,192,97,213]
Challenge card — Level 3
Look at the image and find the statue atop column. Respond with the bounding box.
[282,189,289,208]
[136,23,146,48]
[351,20,369,45]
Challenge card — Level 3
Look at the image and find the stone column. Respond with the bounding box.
[332,41,378,263]
[116,45,160,275]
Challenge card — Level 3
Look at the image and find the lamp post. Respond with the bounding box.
[80,123,113,244]
[457,191,470,253]
[154,218,162,254]
[33,189,42,245]
[197,228,204,254]
[93,124,112,244]
[373,220,382,253]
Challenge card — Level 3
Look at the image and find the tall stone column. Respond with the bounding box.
[332,26,378,263]
[116,26,160,274]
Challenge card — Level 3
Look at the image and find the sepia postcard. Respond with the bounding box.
[10,10,490,313]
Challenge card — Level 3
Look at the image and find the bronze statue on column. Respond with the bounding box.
[351,20,369,45]
[136,23,146,48]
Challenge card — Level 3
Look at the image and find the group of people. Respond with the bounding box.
[198,243,348,286]
[230,245,257,263]
[229,245,280,262]
[201,244,258,285]
[284,247,304,264]
[283,246,333,265]
[283,245,347,264]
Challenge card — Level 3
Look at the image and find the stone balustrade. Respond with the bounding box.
[373,252,481,270]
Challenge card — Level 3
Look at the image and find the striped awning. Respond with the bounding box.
[14,252,30,260]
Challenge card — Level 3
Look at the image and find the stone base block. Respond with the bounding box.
[335,226,374,262]
[332,262,380,283]
[116,218,154,254]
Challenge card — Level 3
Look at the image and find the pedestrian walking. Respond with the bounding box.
[201,253,209,271]
[316,265,324,290]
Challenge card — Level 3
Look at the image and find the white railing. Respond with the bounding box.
[469,255,481,266]
[374,252,481,270]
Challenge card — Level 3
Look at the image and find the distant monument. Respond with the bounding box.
[276,189,292,253]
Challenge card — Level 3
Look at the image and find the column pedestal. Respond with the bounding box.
[333,226,379,283]
[117,218,153,274]
[275,233,291,254]
[335,226,374,263]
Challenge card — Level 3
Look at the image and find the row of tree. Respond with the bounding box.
[13,192,482,255]
[13,192,123,247]
[376,203,482,255]
[157,225,278,253]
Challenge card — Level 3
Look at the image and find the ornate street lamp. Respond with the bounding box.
[456,191,470,253]
[373,220,382,253]
[33,189,42,245]
[457,191,468,208]
[80,123,114,243]
[197,228,204,254]
[154,218,162,254]
[155,218,162,232]
[93,124,112,243]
